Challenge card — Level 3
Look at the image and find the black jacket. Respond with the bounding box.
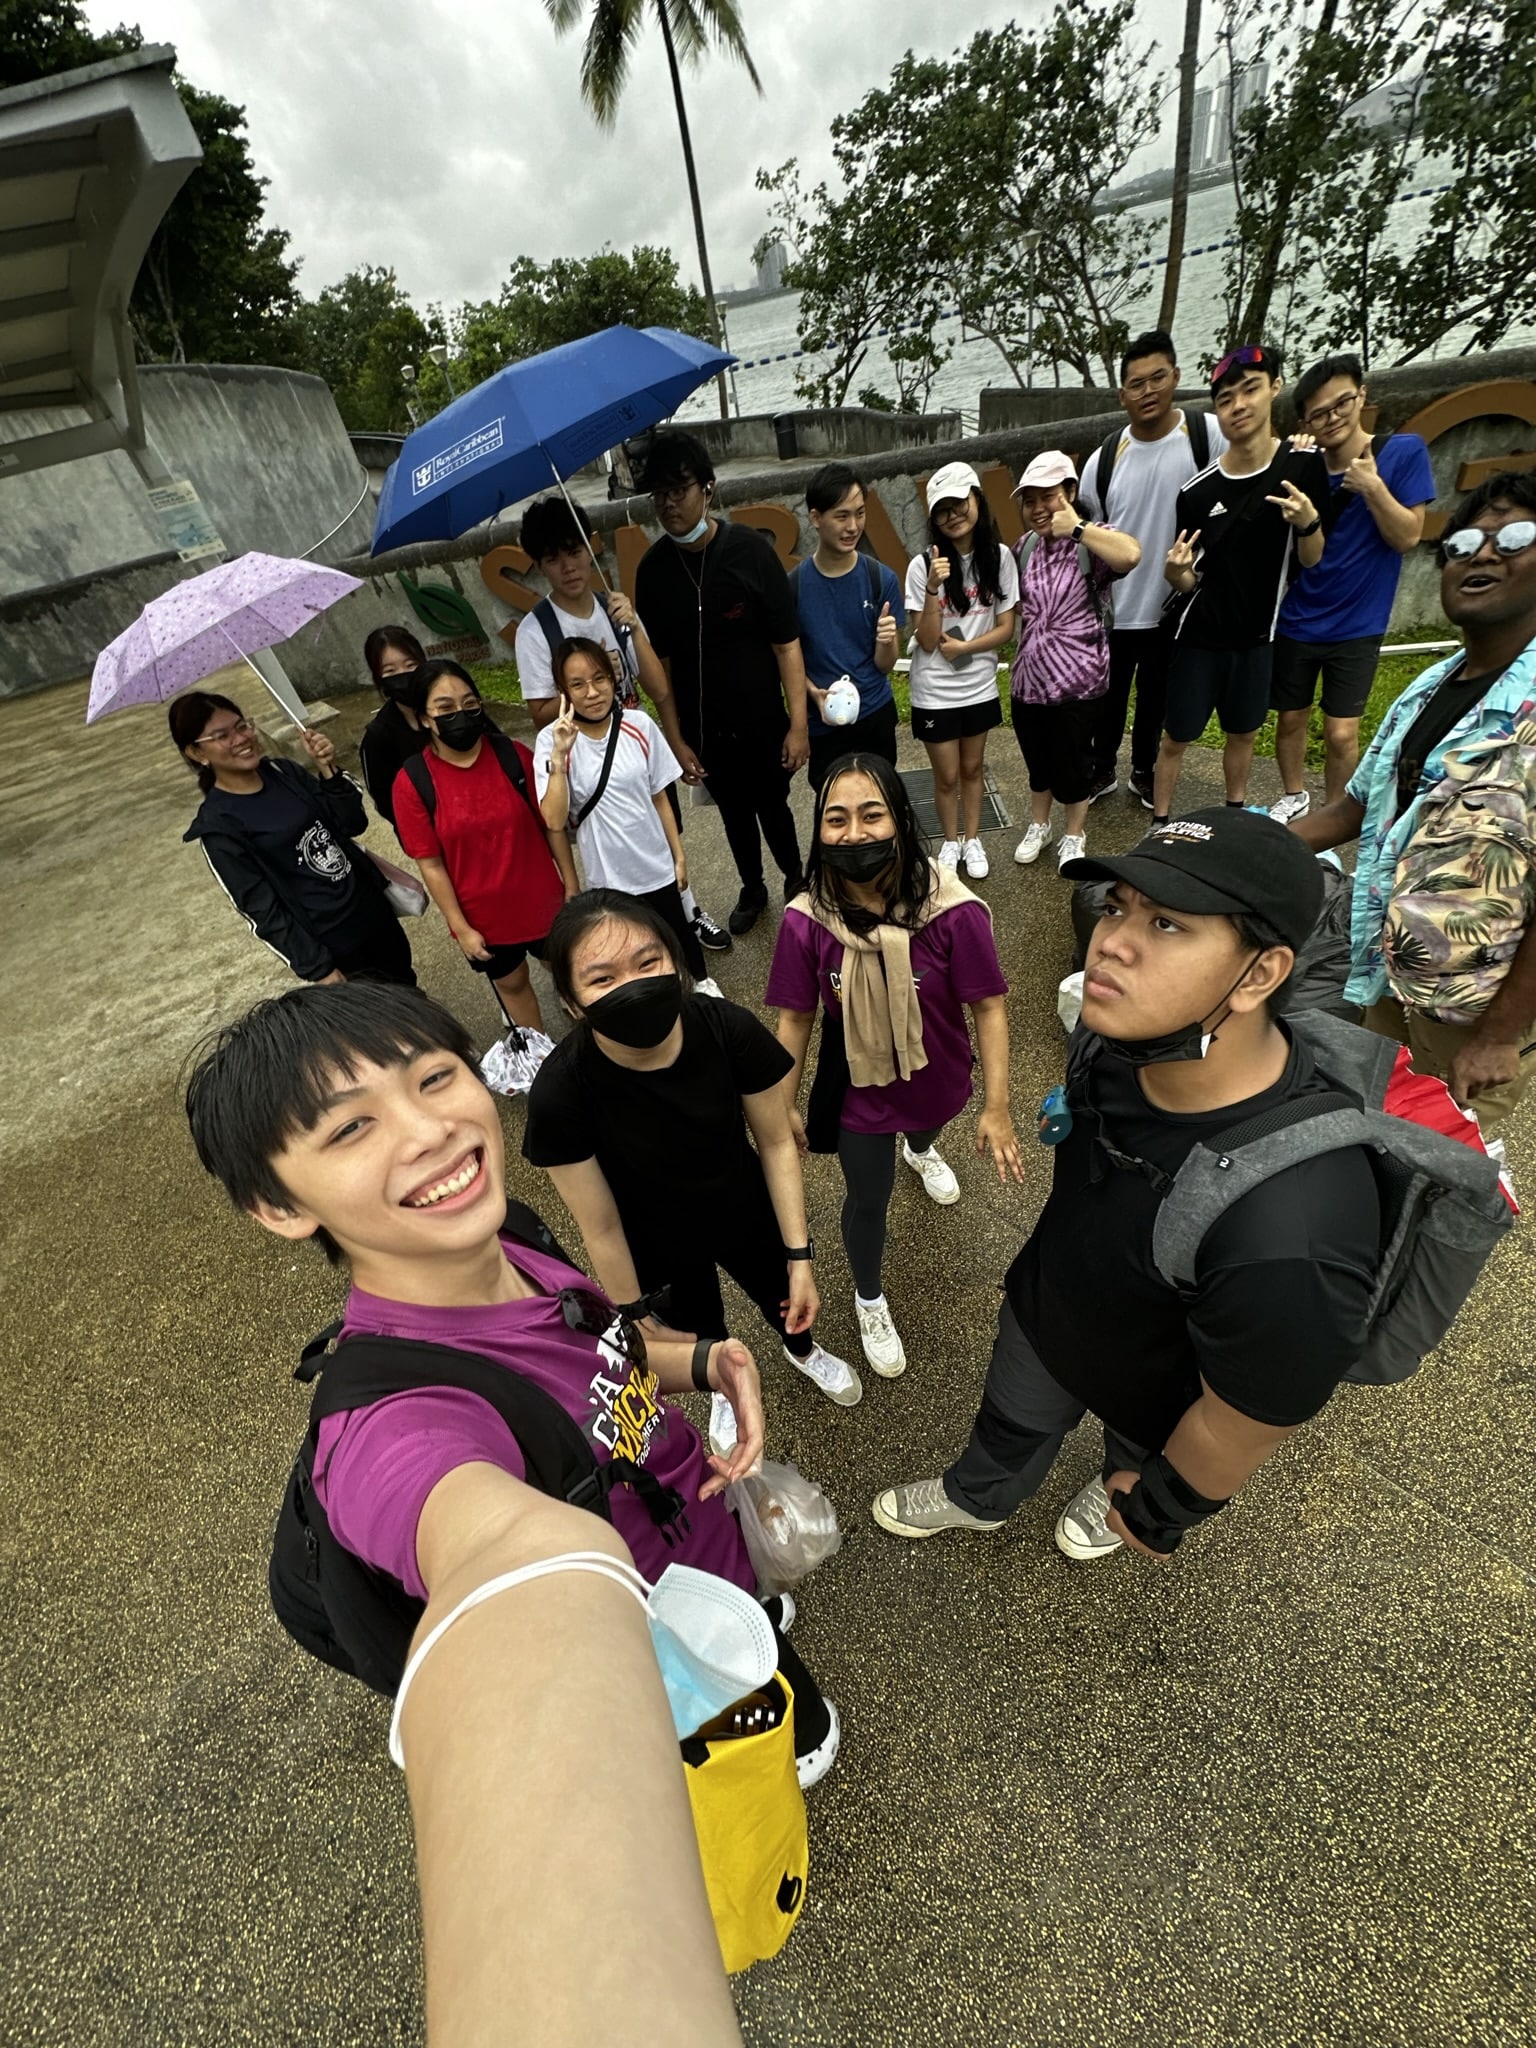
[184,757,385,982]
[357,698,429,830]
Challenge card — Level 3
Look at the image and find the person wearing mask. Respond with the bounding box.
[872,810,1381,1562]
[792,463,905,792]
[391,661,575,1029]
[767,755,1022,1383]
[1155,345,1336,822]
[516,496,731,956]
[1076,330,1227,809]
[173,690,415,986]
[1008,451,1141,873]
[532,638,717,990]
[1292,473,1536,1126]
[524,891,860,1445]
[1269,353,1437,821]
[633,431,811,937]
[904,462,1019,879]
[357,626,431,831]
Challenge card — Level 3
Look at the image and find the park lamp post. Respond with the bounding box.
[715,300,741,419]
[425,343,458,399]
[400,361,421,428]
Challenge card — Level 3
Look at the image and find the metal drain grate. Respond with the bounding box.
[899,766,1013,839]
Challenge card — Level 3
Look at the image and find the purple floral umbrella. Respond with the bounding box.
[86,551,363,725]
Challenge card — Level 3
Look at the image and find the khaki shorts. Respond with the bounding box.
[1363,996,1529,1129]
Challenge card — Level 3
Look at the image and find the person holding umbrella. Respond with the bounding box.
[172,691,416,986]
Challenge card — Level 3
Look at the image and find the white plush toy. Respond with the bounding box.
[823,675,861,726]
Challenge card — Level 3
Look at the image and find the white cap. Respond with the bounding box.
[1012,450,1078,494]
[926,461,982,510]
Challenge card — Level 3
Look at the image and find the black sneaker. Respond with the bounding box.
[1087,773,1119,804]
[1129,768,1155,811]
[727,885,769,936]
[691,905,733,953]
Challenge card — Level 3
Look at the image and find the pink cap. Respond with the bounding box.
[1012,451,1078,495]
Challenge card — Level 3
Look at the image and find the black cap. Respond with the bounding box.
[1061,808,1324,950]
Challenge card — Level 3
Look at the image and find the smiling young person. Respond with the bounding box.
[792,463,905,793]
[173,690,416,986]
[1292,473,1536,1125]
[768,757,1022,1382]
[874,808,1381,1560]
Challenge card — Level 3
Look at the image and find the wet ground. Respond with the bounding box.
[2,675,1532,2047]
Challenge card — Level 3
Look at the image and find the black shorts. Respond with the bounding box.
[911,697,1003,745]
[1269,634,1382,719]
[1012,698,1099,804]
[470,938,546,980]
[1164,643,1274,742]
[808,698,899,793]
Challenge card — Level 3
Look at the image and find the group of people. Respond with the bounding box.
[168,346,1536,2031]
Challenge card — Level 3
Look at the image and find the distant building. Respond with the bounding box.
[754,240,789,293]
[1193,62,1269,171]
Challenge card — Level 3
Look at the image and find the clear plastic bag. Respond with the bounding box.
[1057,970,1084,1035]
[727,1460,842,1595]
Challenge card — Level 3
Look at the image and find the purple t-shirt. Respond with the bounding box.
[313,1238,753,1601]
[1010,530,1120,706]
[765,899,1008,1134]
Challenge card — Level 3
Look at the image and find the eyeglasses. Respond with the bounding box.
[559,1287,648,1369]
[1302,389,1362,428]
[1123,368,1174,396]
[1440,519,1536,563]
[1211,344,1268,387]
[197,719,256,747]
[650,480,700,507]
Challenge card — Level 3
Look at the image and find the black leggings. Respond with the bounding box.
[836,1124,943,1299]
[330,905,417,987]
[635,880,706,980]
[634,1193,813,1360]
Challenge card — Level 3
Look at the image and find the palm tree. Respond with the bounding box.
[545,0,761,419]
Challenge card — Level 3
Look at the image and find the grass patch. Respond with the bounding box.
[1190,633,1455,767]
[467,657,524,706]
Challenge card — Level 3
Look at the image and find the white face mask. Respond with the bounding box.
[670,510,711,545]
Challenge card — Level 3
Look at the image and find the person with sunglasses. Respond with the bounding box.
[1269,355,1437,821]
[171,689,416,986]
[1292,473,1536,1125]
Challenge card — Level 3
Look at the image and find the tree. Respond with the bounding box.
[544,0,761,418]
[291,266,432,431]
[1157,0,1203,334]
[0,0,139,83]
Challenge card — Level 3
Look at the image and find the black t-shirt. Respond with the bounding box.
[197,766,372,936]
[1176,445,1338,649]
[633,520,800,751]
[523,995,794,1257]
[358,699,429,829]
[1392,661,1503,819]
[1006,1028,1381,1450]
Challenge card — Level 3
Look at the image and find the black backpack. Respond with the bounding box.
[1092,408,1213,517]
[269,1203,688,1696]
[533,593,639,698]
[401,727,545,832]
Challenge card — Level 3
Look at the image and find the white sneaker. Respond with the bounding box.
[902,1140,960,1204]
[796,1698,841,1790]
[936,838,961,870]
[1014,820,1052,865]
[695,976,725,999]
[961,836,989,879]
[1269,790,1311,824]
[856,1295,907,1376]
[1053,1474,1125,1562]
[707,1391,737,1458]
[1056,832,1086,872]
[785,1341,862,1407]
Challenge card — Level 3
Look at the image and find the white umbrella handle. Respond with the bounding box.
[216,626,309,730]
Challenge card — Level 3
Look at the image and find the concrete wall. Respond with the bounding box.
[688,407,965,465]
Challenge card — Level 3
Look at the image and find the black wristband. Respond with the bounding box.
[783,1240,814,1262]
[1295,516,1321,538]
[691,1339,714,1392]
[1115,1453,1230,1553]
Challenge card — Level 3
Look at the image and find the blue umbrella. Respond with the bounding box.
[371,324,735,556]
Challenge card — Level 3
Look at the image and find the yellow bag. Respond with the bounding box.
[681,1672,809,1973]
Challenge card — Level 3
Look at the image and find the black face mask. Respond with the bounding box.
[584,972,683,1049]
[434,706,487,752]
[1097,953,1263,1068]
[379,667,420,703]
[820,838,897,885]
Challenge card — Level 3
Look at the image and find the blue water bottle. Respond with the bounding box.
[1038,1084,1073,1146]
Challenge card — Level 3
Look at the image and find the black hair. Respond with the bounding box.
[640,429,716,492]
[1119,329,1178,384]
[519,495,595,561]
[184,982,481,1263]
[407,657,480,719]
[168,690,246,794]
[362,625,426,685]
[553,636,617,700]
[1212,343,1284,396]
[807,462,862,516]
[1294,353,1364,421]
[543,889,690,1011]
[808,753,934,937]
[1441,469,1536,551]
[925,486,1004,613]
[1231,910,1294,1016]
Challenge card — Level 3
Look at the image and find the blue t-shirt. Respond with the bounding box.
[792,554,906,731]
[1279,433,1437,643]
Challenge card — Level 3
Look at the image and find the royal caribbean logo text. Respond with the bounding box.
[411,419,506,495]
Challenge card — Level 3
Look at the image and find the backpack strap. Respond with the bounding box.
[1188,408,1211,468]
[401,733,544,834]
[569,706,627,831]
[863,552,883,606]
[401,748,437,823]
[1285,1009,1398,1110]
[1093,426,1123,514]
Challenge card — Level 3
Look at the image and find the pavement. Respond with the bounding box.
[2,676,1532,2048]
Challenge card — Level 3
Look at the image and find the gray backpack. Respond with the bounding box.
[1016,529,1112,633]
[1070,1010,1514,1386]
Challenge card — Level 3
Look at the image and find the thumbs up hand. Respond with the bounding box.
[874,599,898,655]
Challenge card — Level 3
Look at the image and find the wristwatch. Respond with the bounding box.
[1295,516,1321,537]
[784,1239,815,1262]
[1072,520,1087,542]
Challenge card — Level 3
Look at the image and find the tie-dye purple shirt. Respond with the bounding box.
[1009,530,1121,707]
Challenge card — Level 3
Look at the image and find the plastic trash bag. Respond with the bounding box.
[728,1461,842,1595]
[1281,859,1360,1021]
[480,1026,555,1097]
[1058,970,1085,1035]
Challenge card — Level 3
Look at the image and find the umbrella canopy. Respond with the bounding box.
[371,323,735,555]
[87,552,362,724]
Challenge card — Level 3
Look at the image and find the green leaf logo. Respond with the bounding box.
[399,573,485,641]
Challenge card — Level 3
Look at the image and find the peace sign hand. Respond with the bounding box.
[1266,478,1319,527]
[551,709,578,768]
[1165,528,1200,589]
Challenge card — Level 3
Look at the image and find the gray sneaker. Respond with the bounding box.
[871,1476,1006,1539]
[1053,1474,1125,1562]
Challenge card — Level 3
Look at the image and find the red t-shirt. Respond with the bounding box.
[392,741,564,946]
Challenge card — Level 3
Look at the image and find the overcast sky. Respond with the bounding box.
[92,0,1190,308]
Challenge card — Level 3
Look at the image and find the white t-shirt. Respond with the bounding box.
[902,547,1020,709]
[514,595,635,704]
[532,707,679,895]
[1076,410,1229,631]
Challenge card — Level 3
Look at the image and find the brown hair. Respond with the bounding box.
[168,691,245,794]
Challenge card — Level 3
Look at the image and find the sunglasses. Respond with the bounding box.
[1211,344,1269,387]
[1440,520,1536,564]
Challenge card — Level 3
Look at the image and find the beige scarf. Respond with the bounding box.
[788,865,989,1087]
